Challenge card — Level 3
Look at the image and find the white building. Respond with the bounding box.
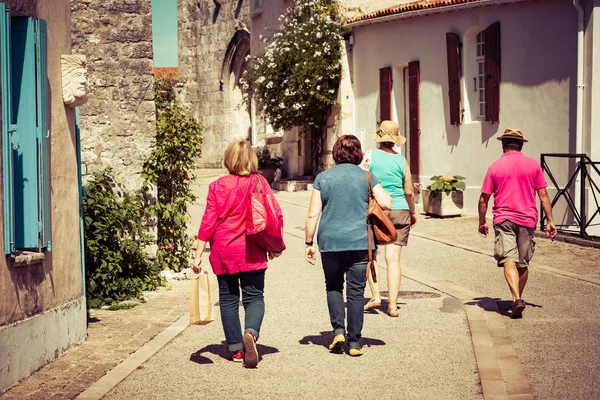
[343,0,599,233]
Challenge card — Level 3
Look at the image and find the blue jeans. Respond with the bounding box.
[217,269,265,352]
[321,251,368,349]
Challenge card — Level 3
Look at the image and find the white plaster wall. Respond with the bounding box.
[350,0,578,215]
[0,299,86,393]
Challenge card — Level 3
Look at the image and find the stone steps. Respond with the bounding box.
[272,177,314,192]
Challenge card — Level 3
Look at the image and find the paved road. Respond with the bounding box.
[105,177,599,400]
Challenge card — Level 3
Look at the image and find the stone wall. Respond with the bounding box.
[178,0,250,167]
[3,0,36,16]
[71,0,156,190]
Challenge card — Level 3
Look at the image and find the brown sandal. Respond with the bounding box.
[364,298,381,312]
[387,308,399,317]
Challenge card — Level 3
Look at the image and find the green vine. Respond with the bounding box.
[142,77,204,272]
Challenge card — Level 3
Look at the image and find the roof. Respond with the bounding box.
[345,0,491,25]
[154,67,179,81]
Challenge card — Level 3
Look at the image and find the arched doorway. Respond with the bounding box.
[221,29,252,143]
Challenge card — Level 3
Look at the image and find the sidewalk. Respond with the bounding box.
[0,281,190,400]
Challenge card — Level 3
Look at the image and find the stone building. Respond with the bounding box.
[178,0,251,168]
[177,0,403,174]
[71,0,156,189]
[0,0,86,392]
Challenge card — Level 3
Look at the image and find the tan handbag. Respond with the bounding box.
[366,171,398,282]
[190,270,214,325]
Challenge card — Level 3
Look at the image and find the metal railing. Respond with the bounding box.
[540,153,600,236]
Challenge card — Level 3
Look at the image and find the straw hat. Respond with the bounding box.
[370,120,406,147]
[497,128,528,142]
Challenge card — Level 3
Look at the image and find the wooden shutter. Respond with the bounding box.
[379,66,392,122]
[484,22,500,122]
[446,32,462,126]
[12,17,40,248]
[36,18,51,250]
[1,3,15,254]
[408,61,420,183]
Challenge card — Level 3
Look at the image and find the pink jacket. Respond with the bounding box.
[198,174,284,275]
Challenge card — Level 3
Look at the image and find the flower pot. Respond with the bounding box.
[258,168,276,184]
[422,189,464,217]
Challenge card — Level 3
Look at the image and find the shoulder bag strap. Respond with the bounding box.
[365,171,377,283]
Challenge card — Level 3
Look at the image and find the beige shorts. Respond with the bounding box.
[493,220,536,268]
[384,210,411,246]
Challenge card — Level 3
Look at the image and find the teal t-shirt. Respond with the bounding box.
[313,163,379,252]
[369,150,409,210]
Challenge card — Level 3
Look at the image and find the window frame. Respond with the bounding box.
[476,31,486,120]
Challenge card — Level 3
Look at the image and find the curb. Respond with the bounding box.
[75,314,189,400]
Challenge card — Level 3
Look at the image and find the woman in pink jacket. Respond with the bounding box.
[192,140,283,368]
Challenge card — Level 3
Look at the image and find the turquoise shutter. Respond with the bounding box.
[36,18,50,250]
[1,4,15,254]
[11,17,39,249]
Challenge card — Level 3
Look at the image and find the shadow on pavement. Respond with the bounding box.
[299,331,386,349]
[362,297,407,315]
[190,342,280,364]
[466,297,543,318]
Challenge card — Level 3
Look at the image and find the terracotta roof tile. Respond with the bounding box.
[154,67,179,81]
[345,0,484,25]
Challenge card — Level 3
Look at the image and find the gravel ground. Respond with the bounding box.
[104,184,482,400]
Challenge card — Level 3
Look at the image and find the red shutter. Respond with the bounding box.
[379,67,392,122]
[484,22,500,123]
[446,32,462,126]
[408,61,420,183]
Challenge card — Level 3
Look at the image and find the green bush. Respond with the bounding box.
[83,169,163,309]
[142,77,204,272]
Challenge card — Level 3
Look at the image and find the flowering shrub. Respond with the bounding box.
[428,175,466,197]
[243,0,344,173]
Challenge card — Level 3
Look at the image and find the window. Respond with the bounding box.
[1,4,51,255]
[251,0,263,15]
[476,31,485,120]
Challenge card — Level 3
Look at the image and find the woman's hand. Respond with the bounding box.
[268,251,282,260]
[410,212,417,228]
[305,245,316,265]
[192,256,202,273]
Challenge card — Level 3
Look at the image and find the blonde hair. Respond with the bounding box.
[223,139,258,176]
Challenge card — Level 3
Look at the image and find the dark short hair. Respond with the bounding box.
[332,135,363,165]
[502,138,524,152]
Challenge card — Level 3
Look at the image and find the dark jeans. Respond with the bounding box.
[321,250,368,349]
[217,269,265,352]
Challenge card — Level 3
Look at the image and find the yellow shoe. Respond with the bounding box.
[328,334,345,351]
[349,348,363,357]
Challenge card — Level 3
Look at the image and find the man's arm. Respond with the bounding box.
[538,188,557,239]
[478,193,491,238]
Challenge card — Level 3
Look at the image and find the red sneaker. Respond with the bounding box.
[243,331,259,368]
[232,349,244,363]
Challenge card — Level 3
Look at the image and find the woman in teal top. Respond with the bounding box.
[361,121,417,317]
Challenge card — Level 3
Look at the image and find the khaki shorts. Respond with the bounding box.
[384,210,411,246]
[493,220,536,268]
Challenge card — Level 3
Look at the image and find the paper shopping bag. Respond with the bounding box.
[190,270,214,325]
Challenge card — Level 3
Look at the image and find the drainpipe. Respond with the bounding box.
[573,0,585,223]
[574,0,584,156]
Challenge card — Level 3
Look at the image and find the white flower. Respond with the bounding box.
[305,79,310,83]
[257,76,266,84]
[266,81,274,89]
[279,103,286,109]
[316,85,321,90]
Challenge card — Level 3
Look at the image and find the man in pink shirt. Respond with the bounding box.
[478,128,557,319]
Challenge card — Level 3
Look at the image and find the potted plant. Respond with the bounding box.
[256,146,283,184]
[422,175,466,217]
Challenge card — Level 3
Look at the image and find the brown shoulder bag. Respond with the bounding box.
[366,171,398,282]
